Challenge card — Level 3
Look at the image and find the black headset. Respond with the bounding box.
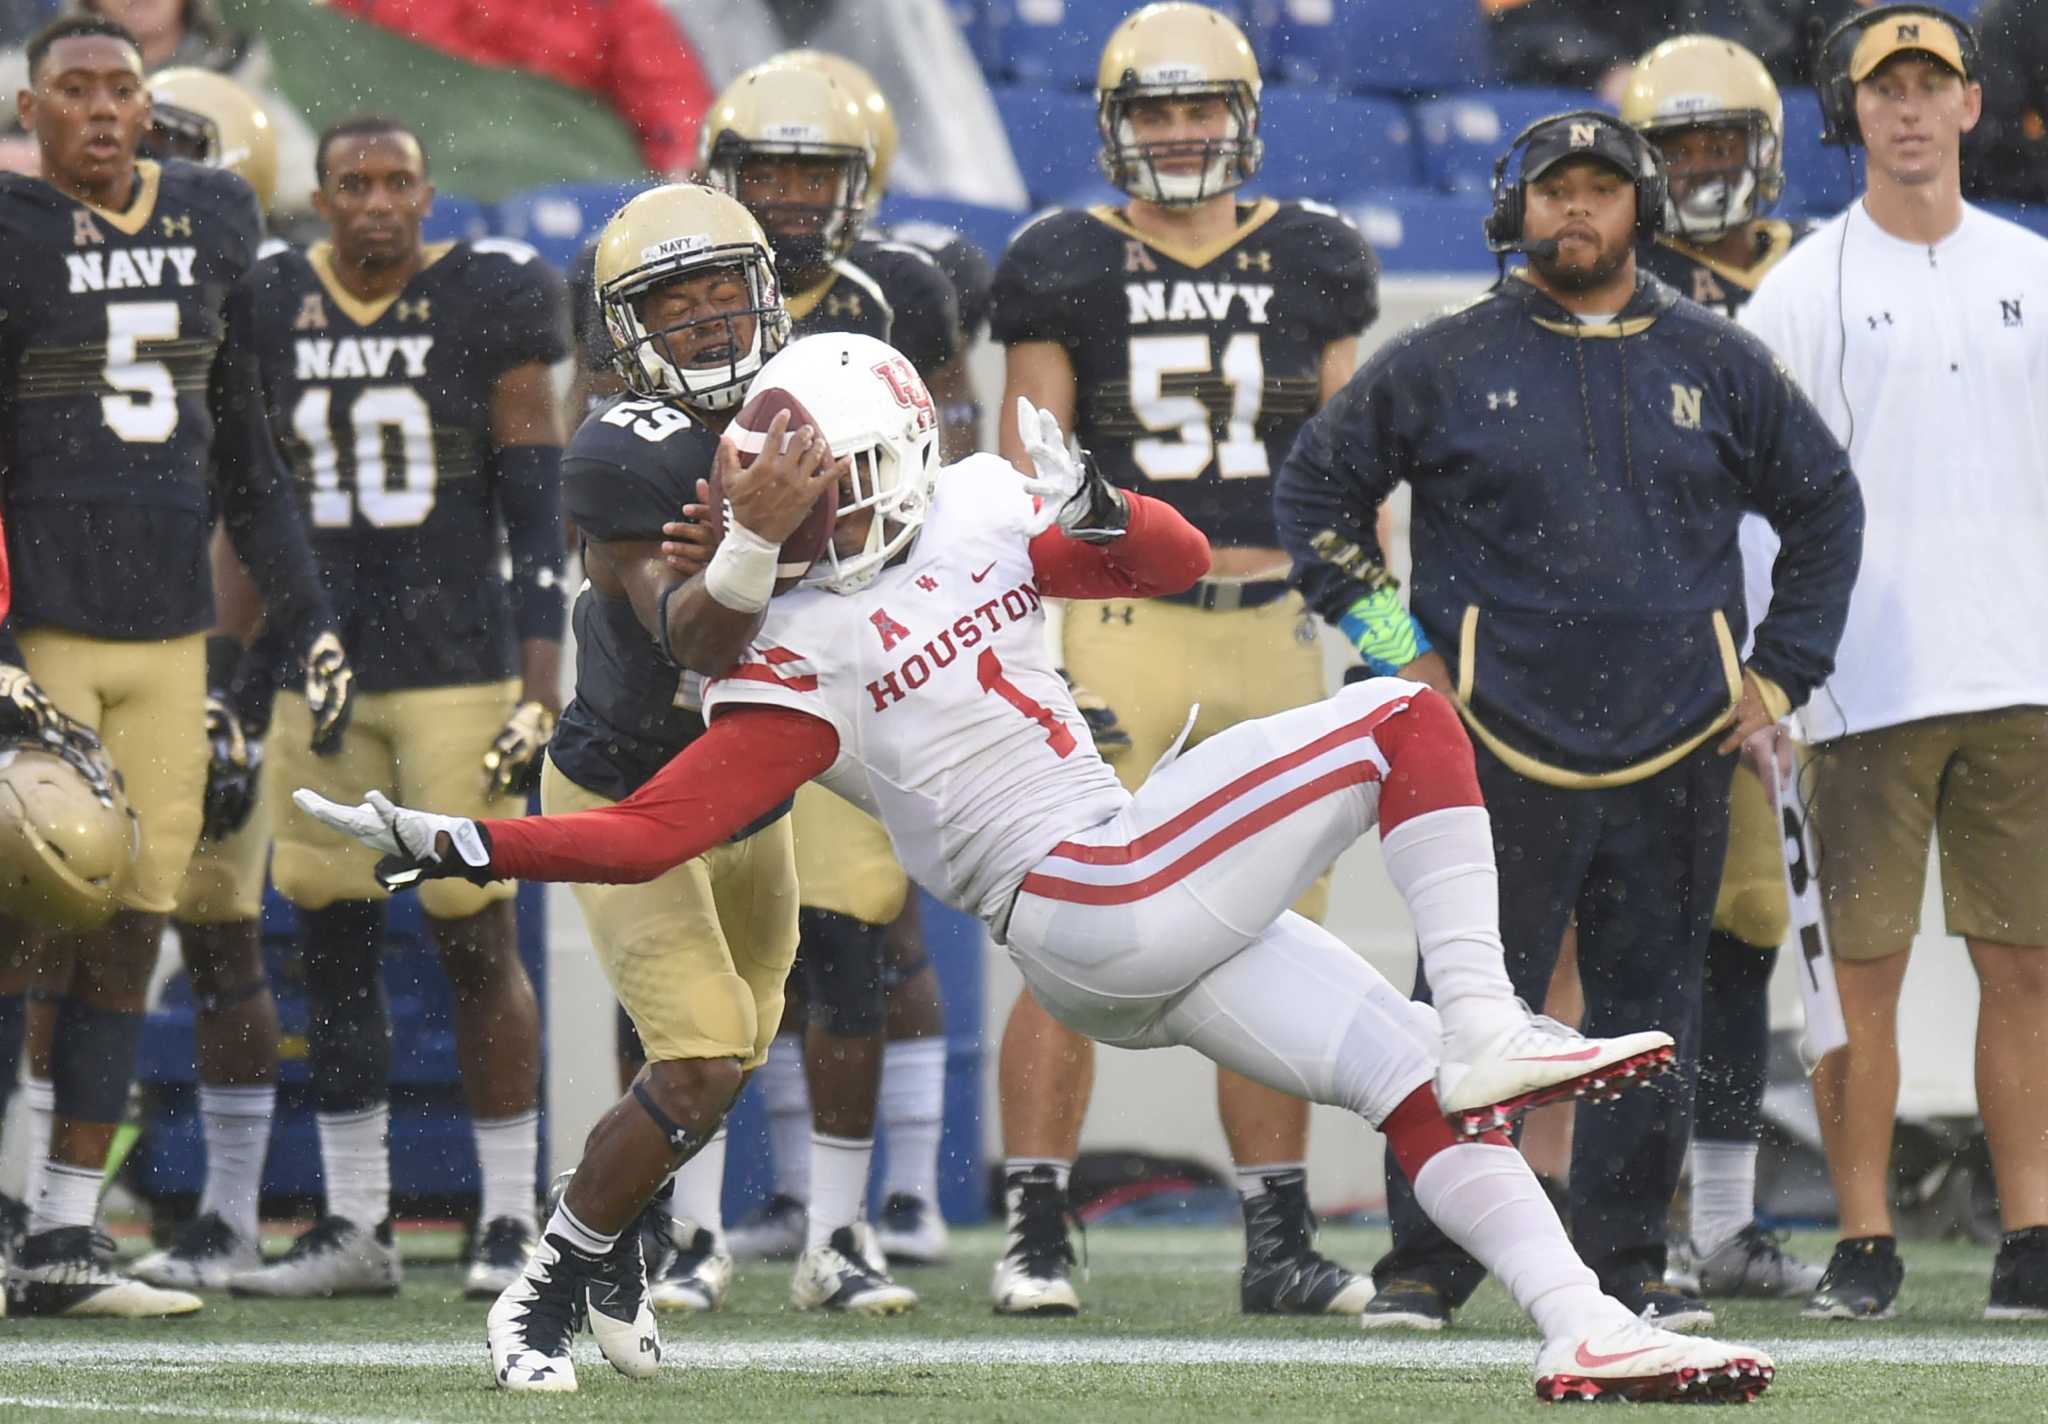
[1814,4,1980,148]
[1484,109,1669,251]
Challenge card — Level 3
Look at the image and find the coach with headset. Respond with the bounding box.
[1276,109,1863,1330]
[1741,5,2048,1323]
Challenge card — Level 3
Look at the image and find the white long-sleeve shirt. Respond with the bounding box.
[1740,200,2048,741]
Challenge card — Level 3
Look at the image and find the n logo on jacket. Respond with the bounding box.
[1670,384,1703,431]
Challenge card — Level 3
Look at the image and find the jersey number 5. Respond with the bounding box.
[293,386,439,528]
[1128,332,1265,482]
[100,301,181,443]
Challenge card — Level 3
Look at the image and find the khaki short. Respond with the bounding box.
[793,783,907,926]
[1064,589,1332,921]
[270,680,522,920]
[1812,706,2048,958]
[1712,761,1790,949]
[19,628,206,915]
[543,758,799,1068]
[175,779,273,925]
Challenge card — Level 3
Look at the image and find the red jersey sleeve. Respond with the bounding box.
[1026,492,1211,600]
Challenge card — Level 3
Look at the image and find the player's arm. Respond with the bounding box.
[480,358,568,797]
[295,704,837,887]
[999,342,1077,470]
[1316,336,1392,557]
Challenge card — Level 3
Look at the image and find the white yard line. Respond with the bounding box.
[0,1395,432,1424]
[8,1336,2048,1371]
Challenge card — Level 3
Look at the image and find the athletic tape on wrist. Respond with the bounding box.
[1339,585,1431,678]
[703,520,781,614]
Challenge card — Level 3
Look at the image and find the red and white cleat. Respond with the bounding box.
[1438,1016,1674,1139]
[1534,1321,1775,1404]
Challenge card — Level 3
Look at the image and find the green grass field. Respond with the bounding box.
[2,1226,2043,1422]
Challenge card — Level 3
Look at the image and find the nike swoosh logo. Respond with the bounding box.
[972,562,997,582]
[1511,1046,1603,1063]
[1574,1341,1661,1369]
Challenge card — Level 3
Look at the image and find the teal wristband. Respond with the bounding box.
[1337,585,1430,677]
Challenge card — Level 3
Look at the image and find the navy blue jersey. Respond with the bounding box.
[990,199,1377,549]
[0,159,322,640]
[1636,219,1811,319]
[241,237,568,691]
[873,220,994,343]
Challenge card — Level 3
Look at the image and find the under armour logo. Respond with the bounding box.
[293,294,328,331]
[640,1334,658,1355]
[2002,298,2023,328]
[72,210,102,247]
[915,574,939,592]
[160,213,192,238]
[1487,389,1518,410]
[1235,249,1272,272]
[1867,312,1894,330]
[870,607,911,651]
[397,298,430,322]
[825,291,862,318]
[1123,240,1157,274]
[1570,122,1598,149]
[1669,383,1703,431]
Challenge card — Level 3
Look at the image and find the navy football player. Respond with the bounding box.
[986,1,1378,1317]
[1621,35,1823,1299]
[224,115,567,1302]
[0,14,347,1319]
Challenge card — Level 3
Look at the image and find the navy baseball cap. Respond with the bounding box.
[1520,115,1646,183]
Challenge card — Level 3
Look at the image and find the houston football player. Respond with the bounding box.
[302,332,1774,1404]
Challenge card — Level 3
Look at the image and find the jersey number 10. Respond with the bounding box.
[292,385,439,528]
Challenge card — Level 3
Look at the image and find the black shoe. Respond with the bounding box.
[1606,1274,1716,1333]
[991,1166,1082,1315]
[1358,1276,1452,1330]
[7,1226,203,1317]
[1987,1226,2048,1321]
[0,1191,27,1262]
[1239,1172,1373,1315]
[1805,1235,1903,1320]
[464,1216,538,1299]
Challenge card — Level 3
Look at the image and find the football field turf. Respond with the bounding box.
[2,1227,2043,1421]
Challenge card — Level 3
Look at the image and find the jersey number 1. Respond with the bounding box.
[977,649,1075,759]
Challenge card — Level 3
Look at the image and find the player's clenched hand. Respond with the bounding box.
[200,694,261,841]
[481,700,556,799]
[0,664,120,797]
[302,631,356,756]
[658,477,720,577]
[292,788,497,891]
[1015,396,1128,542]
[717,409,842,545]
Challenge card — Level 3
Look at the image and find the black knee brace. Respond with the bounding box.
[302,900,392,1114]
[799,908,887,1037]
[50,997,144,1124]
[879,947,931,993]
[632,1080,713,1158]
[193,978,270,1017]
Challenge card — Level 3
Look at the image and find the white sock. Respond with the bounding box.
[546,1199,617,1260]
[29,1161,100,1235]
[668,1128,726,1248]
[758,1035,811,1203]
[197,1084,274,1243]
[806,1132,873,1250]
[879,1038,946,1204]
[1381,807,1522,1046]
[1235,1162,1307,1202]
[21,1075,53,1209]
[1688,1140,1758,1256]
[316,1104,391,1231]
[473,1109,539,1233]
[1413,1142,1628,1341]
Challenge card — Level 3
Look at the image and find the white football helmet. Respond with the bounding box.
[743,333,940,595]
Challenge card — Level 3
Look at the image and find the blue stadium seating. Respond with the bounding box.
[1412,87,1602,194]
[419,193,492,244]
[1268,0,1492,96]
[989,84,1104,207]
[1342,187,1498,272]
[1776,87,1858,218]
[875,194,1029,265]
[990,0,1256,89]
[495,180,653,270]
[1254,89,1418,199]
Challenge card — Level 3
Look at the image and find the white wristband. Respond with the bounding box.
[703,520,781,614]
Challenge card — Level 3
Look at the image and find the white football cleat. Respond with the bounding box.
[875,1192,951,1265]
[228,1215,401,1298]
[464,1217,537,1300]
[585,1234,661,1380]
[7,1227,203,1317]
[791,1224,918,1315]
[650,1219,733,1312]
[992,1165,1081,1316]
[1533,1320,1774,1404]
[487,1231,588,1393]
[130,1211,261,1291]
[1438,1015,1674,1138]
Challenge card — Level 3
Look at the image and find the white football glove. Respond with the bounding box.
[1016,396,1128,542]
[292,788,494,890]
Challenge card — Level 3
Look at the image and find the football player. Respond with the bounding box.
[634,58,964,1298]
[223,115,567,1302]
[1622,35,1823,1299]
[985,1,1378,1315]
[0,14,348,1319]
[305,332,1773,1406]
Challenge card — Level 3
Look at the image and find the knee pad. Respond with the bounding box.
[50,997,144,1124]
[799,908,886,1038]
[301,899,391,1113]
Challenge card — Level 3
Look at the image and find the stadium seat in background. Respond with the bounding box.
[419,194,493,245]
[1254,90,1418,200]
[989,0,1256,89]
[1341,187,1497,272]
[1266,0,1492,95]
[1777,87,1858,219]
[875,194,1029,265]
[495,180,653,270]
[990,84,1104,207]
[1412,87,1600,193]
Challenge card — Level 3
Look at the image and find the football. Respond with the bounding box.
[710,384,839,595]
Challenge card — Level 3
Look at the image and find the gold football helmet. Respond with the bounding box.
[0,738,137,931]
[697,62,873,283]
[144,68,279,213]
[1097,2,1263,206]
[767,51,898,204]
[594,183,792,413]
[1622,36,1784,240]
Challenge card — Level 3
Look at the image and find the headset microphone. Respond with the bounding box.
[1502,238,1560,261]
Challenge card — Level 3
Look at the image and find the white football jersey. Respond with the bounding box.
[702,454,1133,930]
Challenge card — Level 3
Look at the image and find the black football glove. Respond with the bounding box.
[302,630,355,756]
[1061,669,1132,757]
[200,693,262,842]
[481,700,557,800]
[0,664,119,800]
